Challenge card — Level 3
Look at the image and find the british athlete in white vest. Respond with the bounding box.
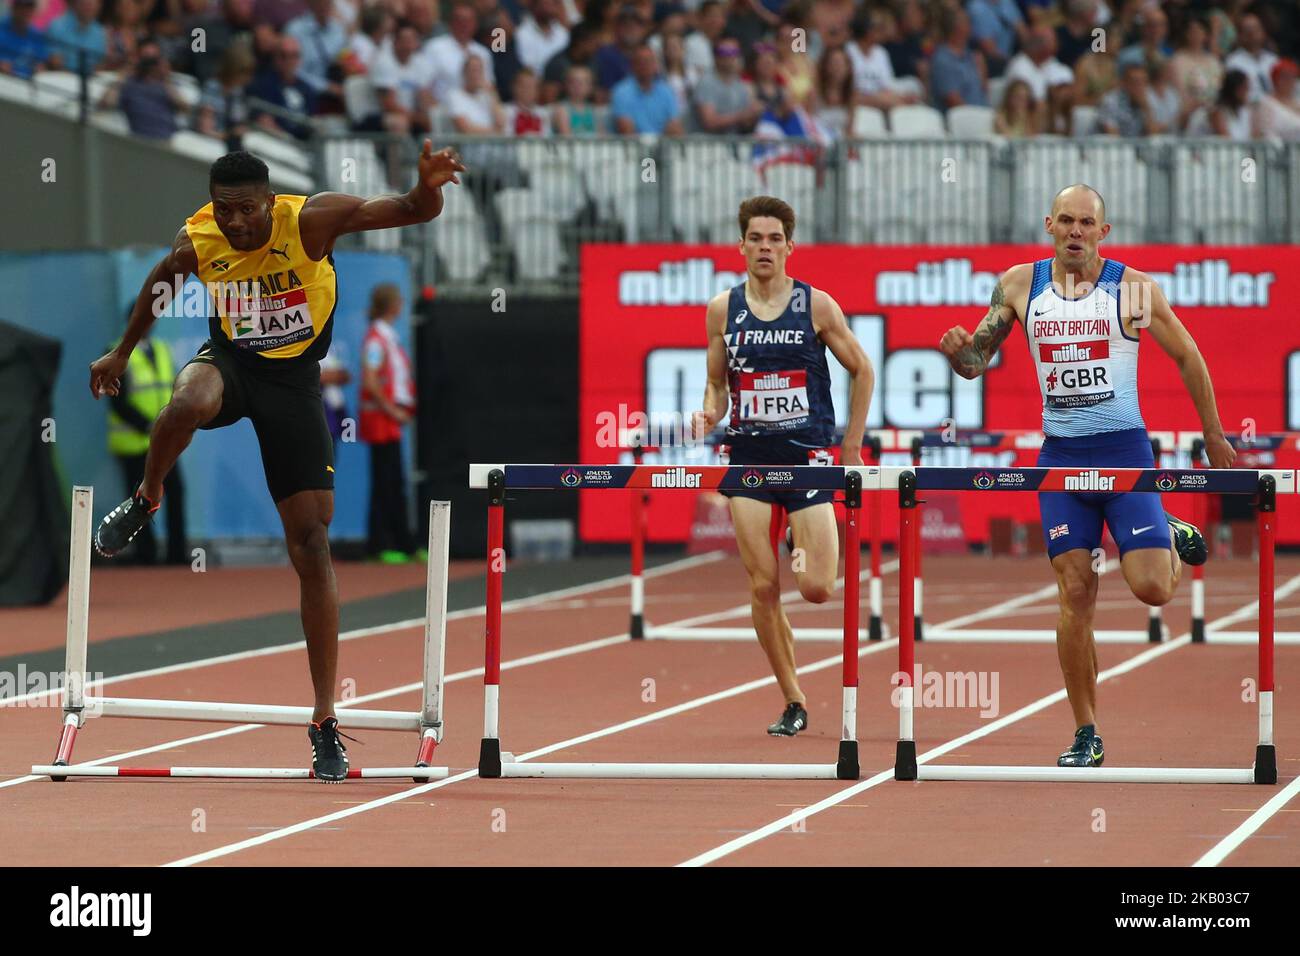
[938,184,1237,769]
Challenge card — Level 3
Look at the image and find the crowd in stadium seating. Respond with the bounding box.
[2,0,1299,143]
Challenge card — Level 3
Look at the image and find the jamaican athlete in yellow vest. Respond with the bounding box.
[107,341,174,456]
[185,194,337,363]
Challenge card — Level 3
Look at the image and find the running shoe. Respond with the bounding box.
[93,491,159,558]
[767,702,808,737]
[1166,512,1208,566]
[1057,725,1105,767]
[308,716,352,782]
[377,549,411,565]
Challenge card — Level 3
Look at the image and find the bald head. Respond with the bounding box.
[1052,184,1105,223]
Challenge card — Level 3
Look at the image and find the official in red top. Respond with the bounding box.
[360,283,419,563]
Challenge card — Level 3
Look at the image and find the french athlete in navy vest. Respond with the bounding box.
[939,184,1237,769]
[691,196,874,738]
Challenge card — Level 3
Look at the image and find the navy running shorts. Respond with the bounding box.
[1037,427,1169,560]
[719,437,835,514]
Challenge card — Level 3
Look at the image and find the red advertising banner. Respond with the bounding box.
[579,244,1300,544]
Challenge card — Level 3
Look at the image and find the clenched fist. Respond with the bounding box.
[939,326,974,360]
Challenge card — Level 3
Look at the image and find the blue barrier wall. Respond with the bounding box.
[0,249,413,541]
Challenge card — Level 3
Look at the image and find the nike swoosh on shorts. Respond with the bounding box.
[1132,525,1155,535]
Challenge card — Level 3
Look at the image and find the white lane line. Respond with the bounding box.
[1194,775,1300,867]
[654,559,901,632]
[0,552,726,708]
[163,639,900,868]
[157,567,1075,867]
[677,575,1300,867]
[1206,573,1300,633]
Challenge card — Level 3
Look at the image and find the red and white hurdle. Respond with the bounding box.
[473,463,871,780]
[31,488,452,783]
[891,464,1290,785]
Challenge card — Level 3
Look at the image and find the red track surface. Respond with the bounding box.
[1,552,1296,867]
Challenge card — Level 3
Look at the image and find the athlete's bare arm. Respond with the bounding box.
[89,227,199,399]
[691,293,730,441]
[811,288,873,466]
[1125,269,1237,469]
[940,263,1033,379]
[297,140,467,260]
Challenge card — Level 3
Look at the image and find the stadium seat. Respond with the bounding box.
[889,104,946,137]
[170,73,202,113]
[761,162,818,242]
[852,105,888,138]
[946,105,995,138]
[1085,142,1149,241]
[266,162,315,195]
[1171,143,1264,244]
[987,76,1008,110]
[1070,104,1099,136]
[572,139,644,238]
[495,187,564,280]
[0,71,31,105]
[668,140,756,243]
[515,140,587,220]
[321,138,389,195]
[431,217,492,281]
[33,71,85,116]
[1012,141,1090,242]
[343,75,380,125]
[90,110,129,135]
[894,76,926,101]
[170,130,227,163]
[242,129,313,173]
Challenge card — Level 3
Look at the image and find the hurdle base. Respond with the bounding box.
[1148,617,1163,643]
[479,737,503,778]
[630,613,644,640]
[836,740,859,780]
[915,616,924,642]
[915,765,1256,784]
[869,615,882,642]
[30,764,450,780]
[894,740,918,781]
[497,762,841,779]
[1191,618,1206,643]
[1254,745,1278,785]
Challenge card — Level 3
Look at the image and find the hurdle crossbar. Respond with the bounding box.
[471,463,875,780]
[34,491,453,783]
[28,765,451,780]
[889,466,1292,786]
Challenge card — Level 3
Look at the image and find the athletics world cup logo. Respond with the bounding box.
[561,468,582,487]
[741,469,764,488]
[973,471,995,489]
[1155,472,1177,492]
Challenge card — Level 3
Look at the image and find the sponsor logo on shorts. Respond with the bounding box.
[650,467,702,488]
[1155,472,1177,491]
[1064,469,1115,491]
[741,469,764,488]
[560,468,582,487]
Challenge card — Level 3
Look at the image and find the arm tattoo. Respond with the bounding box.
[952,282,1015,378]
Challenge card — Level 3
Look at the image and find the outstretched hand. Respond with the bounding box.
[419,140,467,190]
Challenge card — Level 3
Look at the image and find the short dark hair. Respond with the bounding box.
[209,151,269,189]
[738,195,796,241]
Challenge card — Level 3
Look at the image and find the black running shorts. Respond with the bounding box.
[185,340,334,503]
